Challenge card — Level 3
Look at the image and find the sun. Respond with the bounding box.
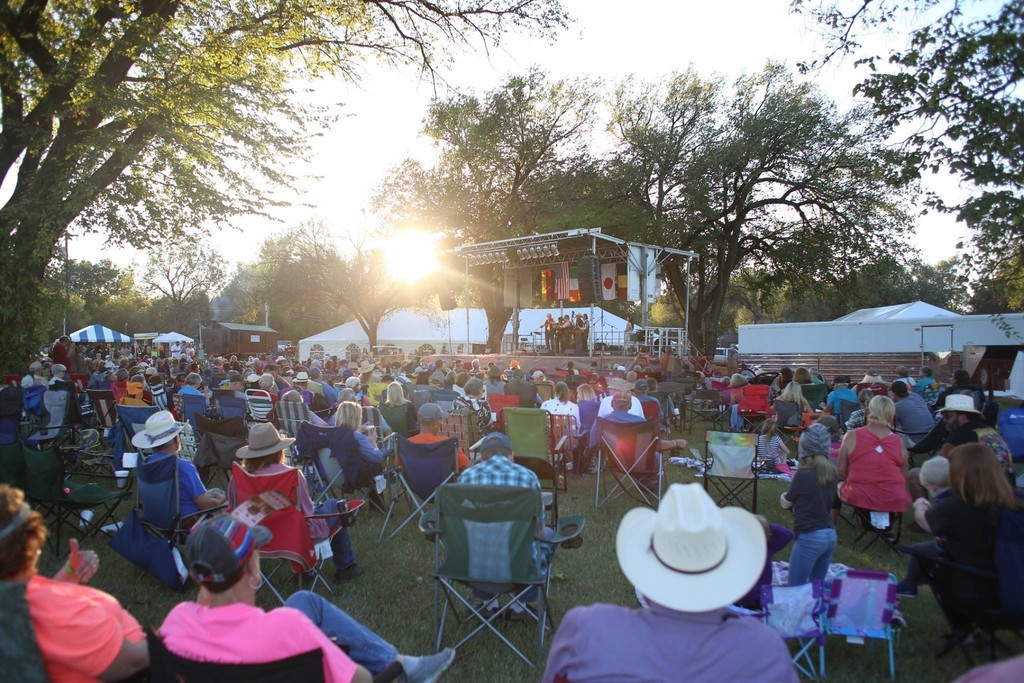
[383,230,439,281]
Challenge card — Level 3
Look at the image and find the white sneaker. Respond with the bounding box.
[403,647,456,683]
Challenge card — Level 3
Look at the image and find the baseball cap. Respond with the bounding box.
[417,403,443,422]
[184,516,271,586]
[479,432,513,455]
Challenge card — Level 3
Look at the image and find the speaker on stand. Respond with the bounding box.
[578,255,601,305]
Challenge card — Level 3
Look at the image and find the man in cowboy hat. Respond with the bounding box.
[543,484,798,682]
[505,368,540,408]
[907,393,1013,499]
[596,378,643,418]
[132,411,226,517]
[935,393,1011,462]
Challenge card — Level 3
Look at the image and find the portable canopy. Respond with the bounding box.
[152,332,194,344]
[69,325,132,344]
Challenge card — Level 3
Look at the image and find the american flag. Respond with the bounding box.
[555,262,570,300]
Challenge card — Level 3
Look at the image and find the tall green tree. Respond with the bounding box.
[0,0,568,371]
[607,64,913,350]
[375,68,599,349]
[795,0,1024,274]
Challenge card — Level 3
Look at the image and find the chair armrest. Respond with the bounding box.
[542,514,586,548]
[306,499,365,529]
[895,545,997,580]
[554,434,573,454]
[419,508,440,541]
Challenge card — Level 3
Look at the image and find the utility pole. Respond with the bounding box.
[264,303,269,327]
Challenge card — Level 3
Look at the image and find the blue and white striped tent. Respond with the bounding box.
[69,324,132,344]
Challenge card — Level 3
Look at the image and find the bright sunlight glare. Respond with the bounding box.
[383,230,438,282]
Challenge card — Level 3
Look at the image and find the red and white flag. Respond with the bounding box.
[600,263,617,300]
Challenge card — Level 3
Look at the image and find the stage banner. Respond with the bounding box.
[540,269,554,301]
[627,245,642,301]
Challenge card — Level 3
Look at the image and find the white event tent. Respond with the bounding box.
[300,308,490,360]
[300,306,632,359]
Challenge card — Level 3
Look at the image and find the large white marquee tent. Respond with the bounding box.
[299,306,632,359]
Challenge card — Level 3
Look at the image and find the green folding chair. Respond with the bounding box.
[503,408,571,488]
[22,443,131,551]
[419,484,584,668]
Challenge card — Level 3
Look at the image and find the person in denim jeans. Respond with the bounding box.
[781,423,838,585]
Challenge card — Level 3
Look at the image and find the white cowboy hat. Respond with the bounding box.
[294,371,309,382]
[131,410,184,450]
[935,393,983,416]
[236,423,295,459]
[861,373,884,384]
[616,483,765,613]
[358,361,375,375]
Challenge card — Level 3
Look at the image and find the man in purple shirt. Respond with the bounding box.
[542,483,798,683]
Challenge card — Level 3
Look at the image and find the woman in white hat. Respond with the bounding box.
[543,484,798,683]
[131,411,226,517]
[229,423,363,583]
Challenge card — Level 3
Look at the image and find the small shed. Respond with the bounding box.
[202,322,278,358]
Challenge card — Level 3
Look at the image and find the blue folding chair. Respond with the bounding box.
[761,581,827,680]
[112,404,160,470]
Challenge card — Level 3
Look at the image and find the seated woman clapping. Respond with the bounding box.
[0,485,149,682]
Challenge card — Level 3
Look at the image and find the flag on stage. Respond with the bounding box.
[617,263,628,300]
[569,265,580,302]
[600,263,616,300]
[555,262,570,300]
[540,269,554,301]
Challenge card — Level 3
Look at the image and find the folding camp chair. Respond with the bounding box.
[762,581,827,680]
[702,431,758,512]
[0,580,50,683]
[231,463,356,605]
[504,408,565,473]
[419,484,584,668]
[898,506,1024,665]
[21,384,47,435]
[275,399,312,439]
[294,422,365,505]
[737,384,771,432]
[687,388,726,432]
[848,508,903,553]
[367,382,389,406]
[378,402,412,438]
[110,451,221,590]
[85,389,118,442]
[800,383,828,411]
[245,389,275,424]
[825,569,899,678]
[112,404,160,470]
[25,387,71,446]
[516,456,560,527]
[436,411,474,455]
[594,417,663,509]
[0,384,22,446]
[217,395,247,421]
[548,414,580,480]
[146,628,325,683]
[430,389,458,411]
[409,388,433,412]
[379,435,457,541]
[838,400,860,430]
[22,443,130,551]
[487,393,520,432]
[193,415,247,486]
[149,383,170,413]
[362,405,396,454]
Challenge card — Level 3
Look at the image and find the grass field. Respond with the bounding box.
[37,418,1024,683]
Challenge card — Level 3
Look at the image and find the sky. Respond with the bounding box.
[68,0,970,268]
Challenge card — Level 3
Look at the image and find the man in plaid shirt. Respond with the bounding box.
[459,432,551,618]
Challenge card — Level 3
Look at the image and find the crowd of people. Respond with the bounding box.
[3,341,1022,681]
